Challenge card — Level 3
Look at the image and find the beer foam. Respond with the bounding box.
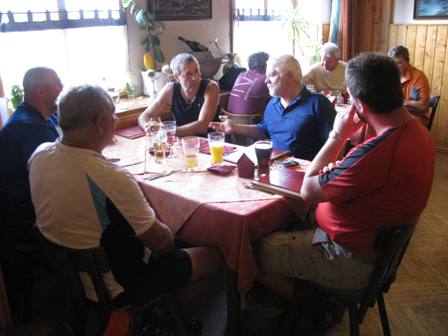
[255,143,272,150]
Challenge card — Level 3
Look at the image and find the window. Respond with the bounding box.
[233,0,324,73]
[0,0,128,97]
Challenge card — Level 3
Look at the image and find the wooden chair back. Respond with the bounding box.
[427,95,440,131]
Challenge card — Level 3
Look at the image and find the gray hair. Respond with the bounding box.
[321,42,340,58]
[388,45,410,62]
[23,67,58,92]
[248,52,269,71]
[58,85,114,131]
[268,55,302,82]
[170,53,199,75]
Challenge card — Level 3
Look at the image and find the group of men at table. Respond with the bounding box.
[0,42,435,327]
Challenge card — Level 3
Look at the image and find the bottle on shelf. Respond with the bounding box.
[178,36,208,52]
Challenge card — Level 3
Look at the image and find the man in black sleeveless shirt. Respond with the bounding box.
[138,53,220,137]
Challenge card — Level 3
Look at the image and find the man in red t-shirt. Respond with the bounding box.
[256,53,435,298]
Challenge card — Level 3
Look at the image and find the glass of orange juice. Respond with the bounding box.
[208,132,225,165]
[181,136,200,171]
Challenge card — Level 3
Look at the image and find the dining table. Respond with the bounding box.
[104,133,311,335]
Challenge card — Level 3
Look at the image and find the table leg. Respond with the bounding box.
[226,269,241,336]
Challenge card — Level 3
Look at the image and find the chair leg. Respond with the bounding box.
[377,293,391,336]
[348,302,360,336]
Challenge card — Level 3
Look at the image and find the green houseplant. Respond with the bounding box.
[121,0,165,69]
[10,85,24,109]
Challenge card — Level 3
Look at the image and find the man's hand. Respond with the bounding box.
[209,119,234,134]
[333,104,363,139]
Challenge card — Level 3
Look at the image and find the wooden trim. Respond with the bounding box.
[389,24,448,149]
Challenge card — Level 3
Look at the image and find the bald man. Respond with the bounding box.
[0,67,63,249]
[210,55,336,160]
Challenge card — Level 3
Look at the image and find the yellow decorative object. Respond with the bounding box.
[144,52,156,70]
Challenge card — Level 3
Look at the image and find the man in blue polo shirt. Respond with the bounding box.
[0,67,63,251]
[210,55,336,160]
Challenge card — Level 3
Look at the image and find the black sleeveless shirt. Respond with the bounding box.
[171,79,220,135]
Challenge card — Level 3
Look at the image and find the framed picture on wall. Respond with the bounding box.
[414,0,448,19]
[148,0,212,20]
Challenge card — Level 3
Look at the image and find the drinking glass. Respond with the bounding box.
[208,132,225,165]
[152,129,167,163]
[182,137,200,171]
[254,140,273,177]
[163,120,177,157]
[147,117,162,138]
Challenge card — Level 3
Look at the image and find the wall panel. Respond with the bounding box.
[389,24,448,151]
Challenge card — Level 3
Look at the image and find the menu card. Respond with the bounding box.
[251,168,305,199]
[115,125,146,139]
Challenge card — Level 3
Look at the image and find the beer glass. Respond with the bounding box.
[254,140,273,177]
[207,132,225,165]
[182,137,200,171]
[152,129,167,163]
[163,120,177,158]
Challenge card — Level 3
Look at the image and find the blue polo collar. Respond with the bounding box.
[272,85,311,114]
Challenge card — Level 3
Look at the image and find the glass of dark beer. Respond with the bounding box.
[255,140,273,177]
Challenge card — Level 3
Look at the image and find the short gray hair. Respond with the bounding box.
[58,85,114,131]
[388,45,410,62]
[321,42,340,58]
[268,55,302,82]
[170,53,199,75]
[248,52,269,70]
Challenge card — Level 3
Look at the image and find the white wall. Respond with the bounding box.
[393,0,448,24]
[126,0,230,92]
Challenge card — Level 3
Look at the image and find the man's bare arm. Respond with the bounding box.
[175,81,219,137]
[209,120,266,139]
[137,218,174,255]
[138,83,173,130]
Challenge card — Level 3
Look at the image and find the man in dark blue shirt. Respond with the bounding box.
[210,55,336,160]
[0,67,62,249]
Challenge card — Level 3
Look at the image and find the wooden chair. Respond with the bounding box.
[283,221,418,336]
[221,108,262,146]
[36,230,188,336]
[427,95,440,131]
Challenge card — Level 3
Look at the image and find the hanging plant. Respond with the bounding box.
[121,0,165,69]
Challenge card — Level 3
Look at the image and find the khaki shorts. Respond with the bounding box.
[257,229,374,291]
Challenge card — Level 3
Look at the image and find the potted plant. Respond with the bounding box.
[10,85,24,109]
[121,0,165,70]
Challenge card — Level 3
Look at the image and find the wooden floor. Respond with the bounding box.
[329,152,448,336]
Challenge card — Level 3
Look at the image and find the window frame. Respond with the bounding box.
[0,0,125,33]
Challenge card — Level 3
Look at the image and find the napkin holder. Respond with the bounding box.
[237,153,255,178]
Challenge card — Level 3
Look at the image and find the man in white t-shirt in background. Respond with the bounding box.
[303,42,347,93]
[28,84,222,306]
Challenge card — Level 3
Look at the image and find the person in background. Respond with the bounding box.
[388,45,431,127]
[210,55,336,161]
[303,42,347,92]
[256,53,435,303]
[227,51,271,117]
[0,67,62,251]
[29,84,223,308]
[138,53,219,137]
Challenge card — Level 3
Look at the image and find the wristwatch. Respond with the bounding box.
[328,129,341,140]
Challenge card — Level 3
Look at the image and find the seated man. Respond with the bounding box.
[29,85,223,306]
[138,53,220,137]
[0,67,62,250]
[210,55,336,161]
[388,45,431,127]
[256,53,435,299]
[302,42,347,92]
[227,51,271,116]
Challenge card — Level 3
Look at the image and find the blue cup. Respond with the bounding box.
[410,87,421,101]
